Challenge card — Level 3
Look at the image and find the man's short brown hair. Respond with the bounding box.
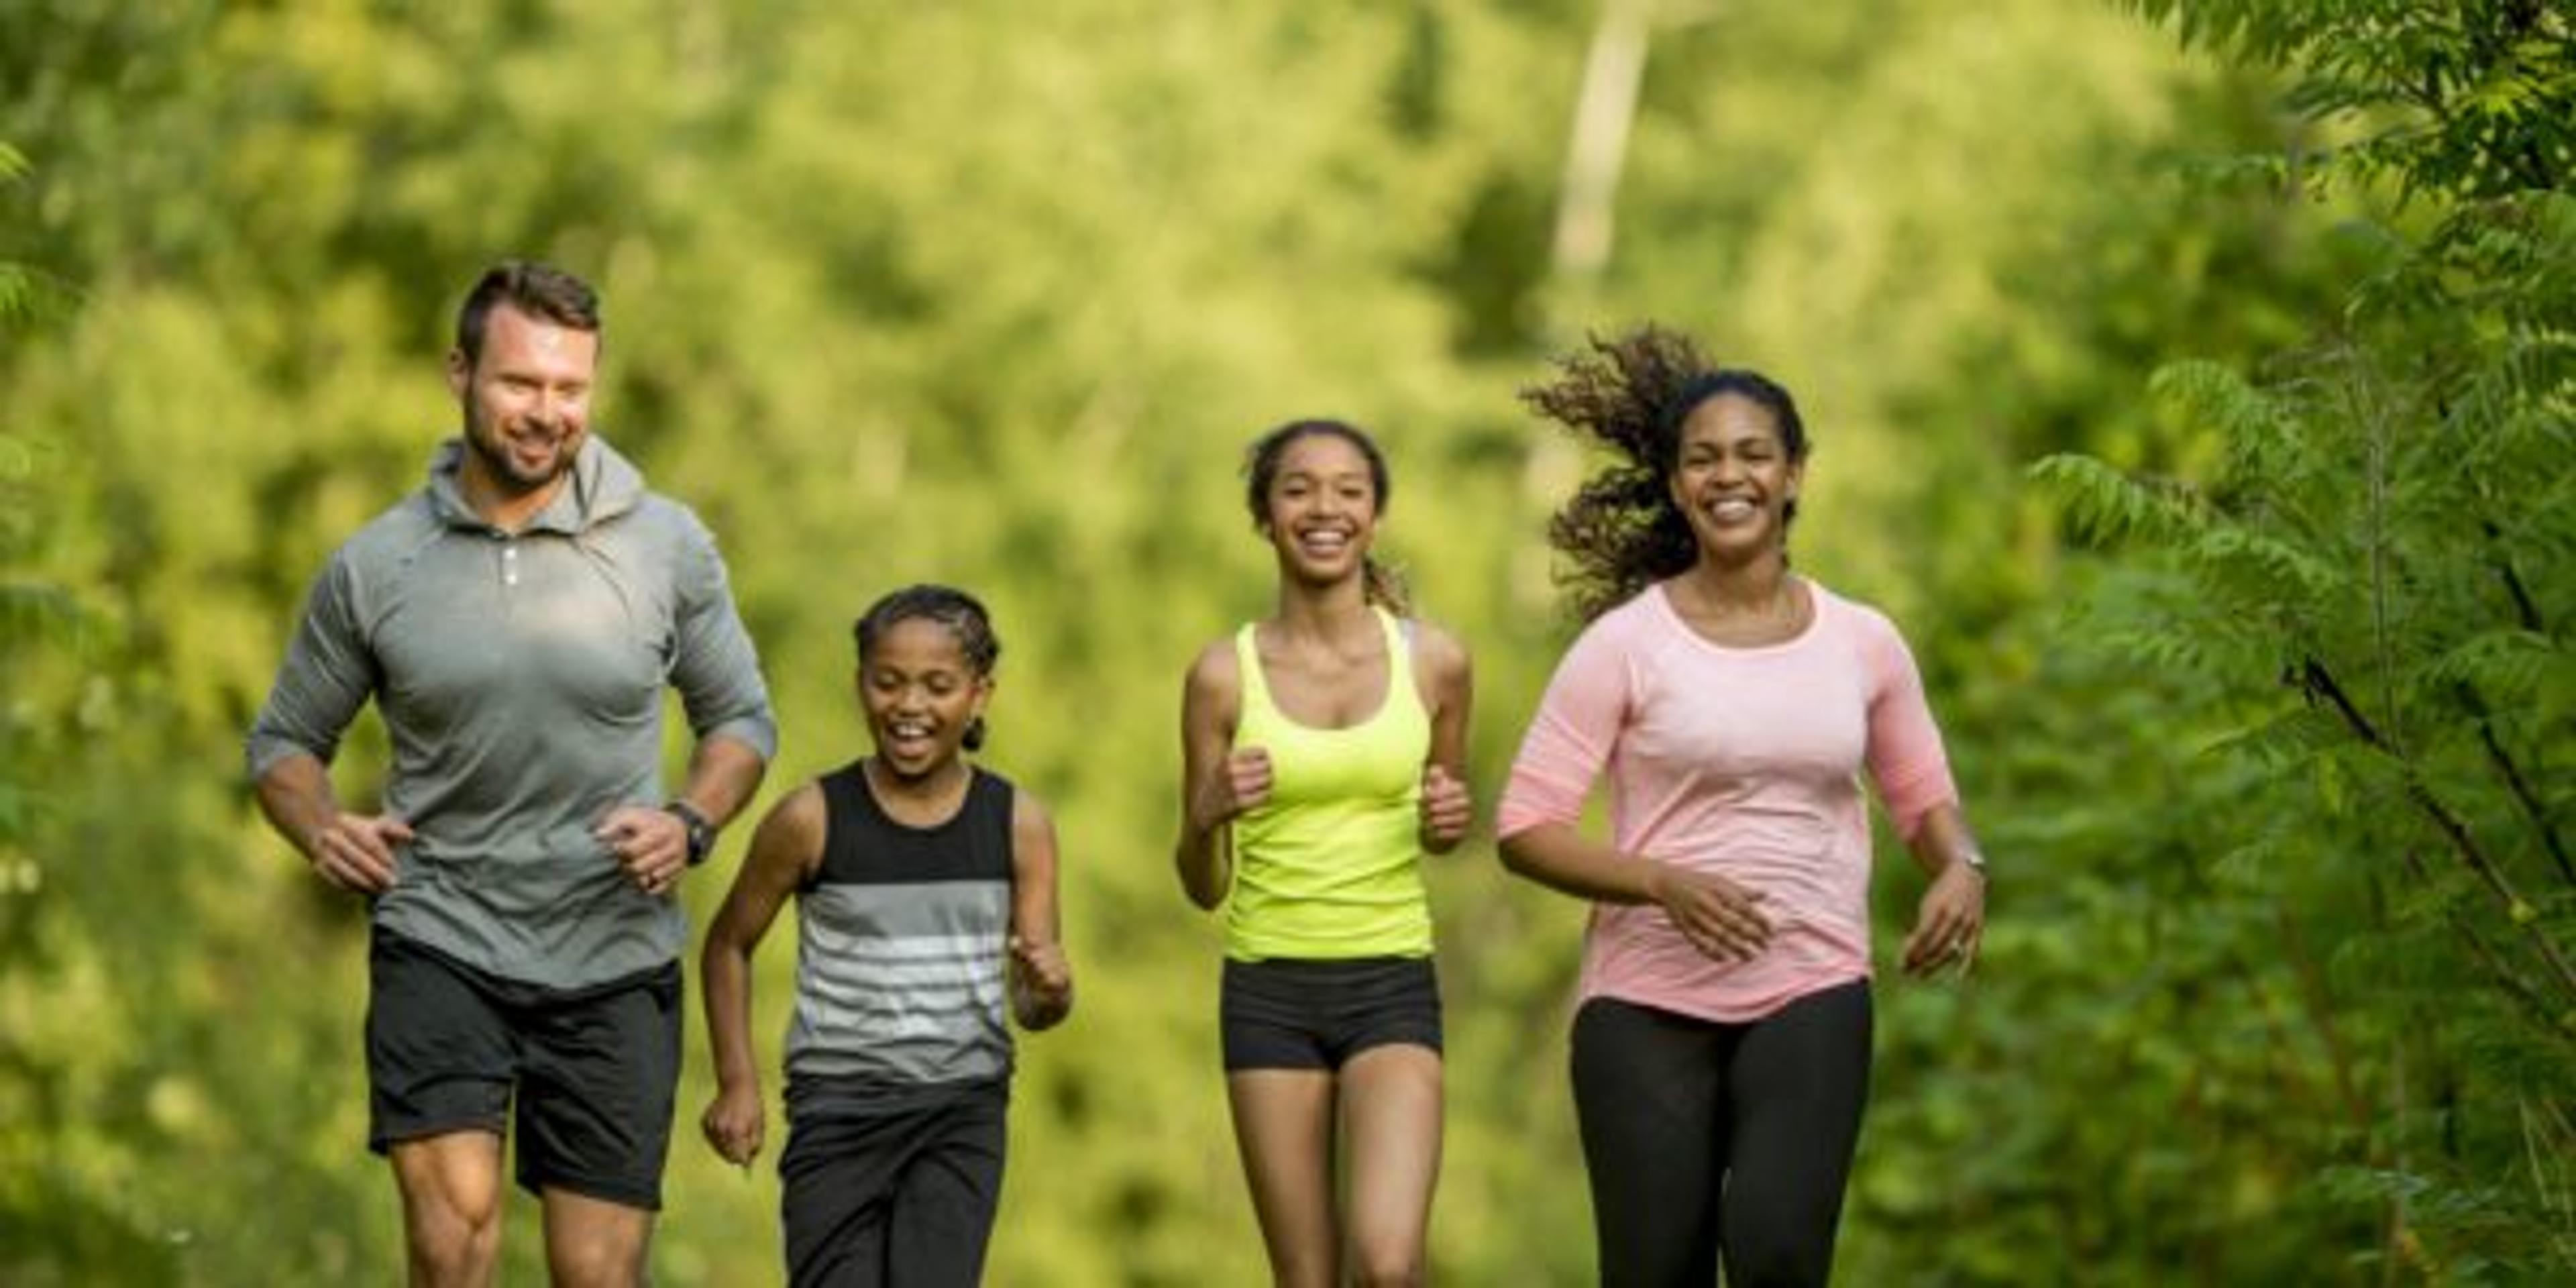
[454,261,601,368]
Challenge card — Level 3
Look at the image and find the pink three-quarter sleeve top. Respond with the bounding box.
[1496,580,1960,1023]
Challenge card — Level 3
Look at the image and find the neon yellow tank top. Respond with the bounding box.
[1224,606,1436,961]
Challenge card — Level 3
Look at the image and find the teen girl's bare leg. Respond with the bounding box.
[1228,1069,1340,1288]
[1339,1043,1442,1288]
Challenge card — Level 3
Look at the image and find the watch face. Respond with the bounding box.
[669,802,712,861]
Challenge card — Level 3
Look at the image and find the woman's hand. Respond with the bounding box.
[1647,865,1772,961]
[1901,861,1986,977]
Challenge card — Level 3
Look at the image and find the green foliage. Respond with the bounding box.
[2042,3,2576,1277]
[0,144,68,331]
[2119,0,2575,199]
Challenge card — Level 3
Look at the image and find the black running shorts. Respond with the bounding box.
[1220,955,1443,1071]
[366,932,682,1210]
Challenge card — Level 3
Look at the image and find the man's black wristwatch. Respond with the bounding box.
[665,799,716,867]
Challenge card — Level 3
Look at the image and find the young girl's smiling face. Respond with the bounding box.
[859,616,992,781]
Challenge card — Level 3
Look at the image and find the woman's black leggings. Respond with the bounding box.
[1569,981,1872,1287]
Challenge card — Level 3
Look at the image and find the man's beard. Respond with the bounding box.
[466,411,579,494]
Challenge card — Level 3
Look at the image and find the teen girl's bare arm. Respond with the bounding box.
[1409,620,1475,855]
[1175,641,1267,910]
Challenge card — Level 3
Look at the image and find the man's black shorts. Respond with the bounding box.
[366,931,682,1210]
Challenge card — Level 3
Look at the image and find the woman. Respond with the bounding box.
[1173,419,1474,1288]
[1496,329,1988,1287]
[700,585,1074,1287]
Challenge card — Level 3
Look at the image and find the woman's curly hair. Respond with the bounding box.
[1520,326,1809,622]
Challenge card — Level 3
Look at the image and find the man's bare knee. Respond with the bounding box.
[547,1242,647,1288]
[547,1237,648,1288]
[543,1187,653,1288]
[405,1214,502,1288]
[393,1138,506,1287]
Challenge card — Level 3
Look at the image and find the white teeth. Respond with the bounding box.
[1709,499,1758,521]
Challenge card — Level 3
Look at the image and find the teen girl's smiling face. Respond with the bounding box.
[1260,431,1381,586]
[1670,392,1803,563]
[858,616,993,782]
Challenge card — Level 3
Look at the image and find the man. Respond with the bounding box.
[247,261,775,1287]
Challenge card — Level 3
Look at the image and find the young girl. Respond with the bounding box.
[1497,329,1989,1287]
[1173,419,1474,1288]
[701,585,1073,1287]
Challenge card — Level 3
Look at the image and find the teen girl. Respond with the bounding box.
[1173,420,1474,1288]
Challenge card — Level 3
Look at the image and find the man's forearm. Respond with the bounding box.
[676,735,767,828]
[254,751,341,857]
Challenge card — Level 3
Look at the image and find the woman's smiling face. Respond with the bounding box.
[1669,392,1803,562]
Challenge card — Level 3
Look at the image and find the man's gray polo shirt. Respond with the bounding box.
[247,435,777,989]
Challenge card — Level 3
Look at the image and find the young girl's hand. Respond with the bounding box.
[701,1083,765,1168]
[1008,934,1074,1030]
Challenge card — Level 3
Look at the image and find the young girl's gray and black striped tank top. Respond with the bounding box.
[784,761,1016,1113]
